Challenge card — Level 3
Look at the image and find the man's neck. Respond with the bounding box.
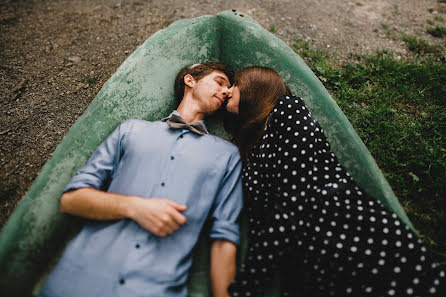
[176,97,205,123]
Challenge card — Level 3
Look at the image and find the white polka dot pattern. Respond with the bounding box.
[229,96,445,297]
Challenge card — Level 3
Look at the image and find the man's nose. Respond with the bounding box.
[224,86,233,97]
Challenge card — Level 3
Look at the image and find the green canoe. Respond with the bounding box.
[0,10,414,297]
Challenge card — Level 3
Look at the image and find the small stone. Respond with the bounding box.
[67,56,81,63]
[0,129,11,135]
[11,79,26,93]
[75,83,88,92]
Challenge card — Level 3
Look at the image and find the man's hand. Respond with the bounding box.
[129,197,187,237]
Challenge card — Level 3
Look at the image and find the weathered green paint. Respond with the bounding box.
[0,10,413,297]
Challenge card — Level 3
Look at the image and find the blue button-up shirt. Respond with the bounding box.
[40,111,243,297]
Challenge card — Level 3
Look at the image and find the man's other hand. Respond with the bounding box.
[129,197,187,237]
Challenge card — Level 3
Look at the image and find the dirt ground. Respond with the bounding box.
[1,0,445,227]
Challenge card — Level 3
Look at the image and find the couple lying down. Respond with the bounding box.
[40,62,445,297]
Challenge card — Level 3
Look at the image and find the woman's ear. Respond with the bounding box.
[184,74,196,88]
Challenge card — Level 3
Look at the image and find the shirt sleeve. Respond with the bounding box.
[63,121,130,193]
[208,148,244,246]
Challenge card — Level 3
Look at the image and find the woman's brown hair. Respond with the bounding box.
[225,66,291,162]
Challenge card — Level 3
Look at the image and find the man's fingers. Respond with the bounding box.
[167,200,187,212]
[169,209,187,225]
[136,199,187,236]
[154,222,175,237]
[159,213,180,231]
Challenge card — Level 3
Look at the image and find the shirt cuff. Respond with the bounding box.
[63,174,103,193]
[209,220,240,246]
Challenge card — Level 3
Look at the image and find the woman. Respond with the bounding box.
[225,66,445,296]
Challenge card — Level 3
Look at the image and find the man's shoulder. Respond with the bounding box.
[119,118,163,131]
[121,118,155,125]
[205,134,240,155]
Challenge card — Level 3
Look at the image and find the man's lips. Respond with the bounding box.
[215,96,224,103]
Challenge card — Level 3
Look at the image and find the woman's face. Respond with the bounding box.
[226,85,240,114]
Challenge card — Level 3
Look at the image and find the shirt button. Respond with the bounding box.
[161,182,165,186]
[170,156,175,160]
[135,243,140,249]
[119,278,125,285]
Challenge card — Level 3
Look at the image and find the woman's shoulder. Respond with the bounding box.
[265,94,320,137]
[274,95,305,110]
[270,95,309,121]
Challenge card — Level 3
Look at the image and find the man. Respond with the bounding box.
[39,62,242,297]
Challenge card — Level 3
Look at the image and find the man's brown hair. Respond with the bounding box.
[174,62,234,106]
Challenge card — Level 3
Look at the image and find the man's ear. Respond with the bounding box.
[184,74,196,88]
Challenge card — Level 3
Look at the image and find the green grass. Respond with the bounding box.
[269,25,277,33]
[85,76,98,84]
[434,15,445,22]
[427,26,446,38]
[292,39,446,260]
[401,35,442,55]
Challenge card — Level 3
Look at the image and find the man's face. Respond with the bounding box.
[191,71,231,114]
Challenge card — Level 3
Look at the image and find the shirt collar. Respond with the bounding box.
[161,110,209,134]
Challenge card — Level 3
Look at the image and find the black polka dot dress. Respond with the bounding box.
[229,95,445,297]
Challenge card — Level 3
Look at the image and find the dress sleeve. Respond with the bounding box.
[63,121,130,192]
[209,149,244,245]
